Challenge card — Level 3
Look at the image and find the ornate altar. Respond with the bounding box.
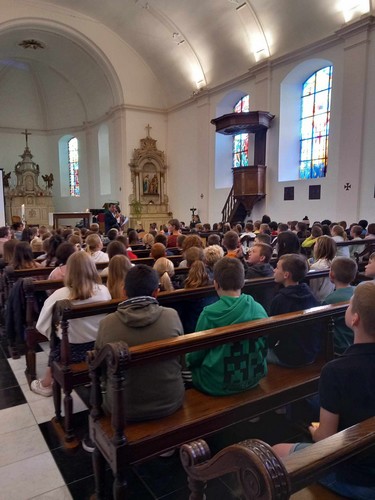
[128,125,172,229]
[4,130,54,226]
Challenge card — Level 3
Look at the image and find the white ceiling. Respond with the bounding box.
[0,0,371,129]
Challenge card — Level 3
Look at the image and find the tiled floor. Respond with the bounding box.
[0,333,312,500]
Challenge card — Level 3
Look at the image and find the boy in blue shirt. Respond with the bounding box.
[323,256,357,355]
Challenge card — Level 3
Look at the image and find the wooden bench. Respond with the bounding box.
[87,302,347,499]
[21,270,330,384]
[180,416,375,499]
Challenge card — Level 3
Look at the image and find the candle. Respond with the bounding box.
[21,204,25,220]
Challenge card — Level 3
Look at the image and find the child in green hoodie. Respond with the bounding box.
[186,257,268,396]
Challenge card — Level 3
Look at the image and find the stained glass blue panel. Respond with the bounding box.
[68,137,80,197]
[232,96,250,168]
[299,66,332,179]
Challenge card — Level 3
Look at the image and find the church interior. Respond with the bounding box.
[1,1,375,498]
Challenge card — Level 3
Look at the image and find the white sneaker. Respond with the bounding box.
[30,379,53,397]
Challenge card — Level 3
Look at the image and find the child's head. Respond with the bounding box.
[350,225,363,238]
[274,254,308,284]
[185,260,209,289]
[346,281,375,337]
[247,243,272,265]
[254,233,271,245]
[365,252,375,278]
[313,235,336,261]
[330,257,357,285]
[223,230,239,251]
[125,265,159,298]
[150,242,166,260]
[204,244,224,268]
[331,224,347,240]
[310,225,323,238]
[213,257,244,292]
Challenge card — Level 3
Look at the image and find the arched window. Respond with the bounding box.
[299,66,333,179]
[68,137,80,196]
[233,95,250,168]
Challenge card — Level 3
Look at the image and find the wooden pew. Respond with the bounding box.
[87,302,347,499]
[21,270,330,384]
[180,416,375,499]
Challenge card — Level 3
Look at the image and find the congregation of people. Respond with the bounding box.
[1,211,375,498]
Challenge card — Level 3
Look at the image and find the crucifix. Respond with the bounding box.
[190,207,197,217]
[145,124,152,138]
[22,129,31,148]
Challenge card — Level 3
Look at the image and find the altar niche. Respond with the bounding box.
[128,125,172,229]
[4,130,54,226]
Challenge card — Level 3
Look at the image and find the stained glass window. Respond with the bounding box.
[233,95,250,168]
[68,137,80,197]
[299,66,333,179]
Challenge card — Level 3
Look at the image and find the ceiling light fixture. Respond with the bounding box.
[18,39,46,50]
[338,0,370,22]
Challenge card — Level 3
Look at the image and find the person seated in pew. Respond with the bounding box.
[244,243,274,279]
[272,282,375,499]
[150,242,167,261]
[48,242,76,281]
[365,252,375,279]
[153,257,175,292]
[203,244,224,283]
[11,241,42,270]
[267,254,320,367]
[244,243,275,314]
[30,251,111,397]
[308,235,336,302]
[95,265,185,420]
[186,257,268,396]
[180,260,218,334]
[107,254,132,299]
[322,257,357,355]
[85,234,109,264]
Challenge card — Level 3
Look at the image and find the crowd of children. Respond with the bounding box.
[1,213,375,497]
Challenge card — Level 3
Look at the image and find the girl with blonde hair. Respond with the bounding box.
[309,235,336,301]
[153,257,175,292]
[107,254,132,299]
[85,233,109,263]
[31,251,111,397]
[331,224,350,257]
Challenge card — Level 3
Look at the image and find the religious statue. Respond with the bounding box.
[42,173,54,189]
[2,171,11,188]
[149,174,158,194]
[143,174,150,194]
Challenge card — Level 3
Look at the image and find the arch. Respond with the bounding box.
[0,17,124,108]
[278,58,333,181]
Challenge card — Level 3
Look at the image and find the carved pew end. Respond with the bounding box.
[180,439,291,500]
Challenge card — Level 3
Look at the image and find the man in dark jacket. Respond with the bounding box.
[268,253,320,366]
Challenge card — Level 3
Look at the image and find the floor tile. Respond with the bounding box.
[0,385,26,410]
[0,403,36,435]
[28,389,87,424]
[0,451,65,500]
[30,485,72,500]
[0,358,19,389]
[0,424,49,467]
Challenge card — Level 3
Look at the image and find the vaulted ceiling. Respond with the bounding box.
[0,0,371,129]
